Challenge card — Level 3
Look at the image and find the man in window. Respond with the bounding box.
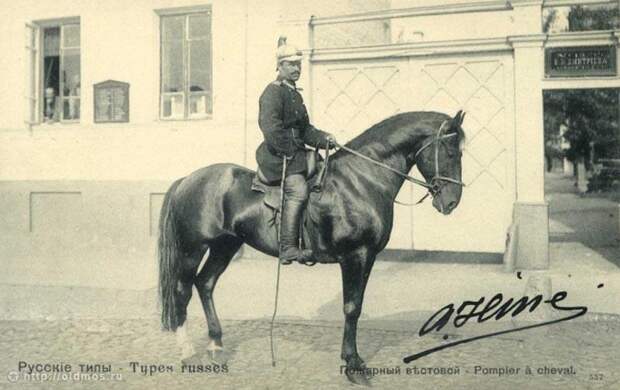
[257,37,336,265]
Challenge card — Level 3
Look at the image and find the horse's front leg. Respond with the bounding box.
[340,249,375,386]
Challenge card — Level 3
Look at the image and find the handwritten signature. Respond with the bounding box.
[403,289,588,363]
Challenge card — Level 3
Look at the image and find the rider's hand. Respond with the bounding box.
[325,133,337,149]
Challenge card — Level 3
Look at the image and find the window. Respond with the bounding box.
[26,20,81,125]
[27,20,81,124]
[160,10,212,120]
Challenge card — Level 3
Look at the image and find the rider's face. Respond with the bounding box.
[278,60,301,82]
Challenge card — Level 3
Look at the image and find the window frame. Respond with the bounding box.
[30,17,81,125]
[25,23,39,128]
[58,23,81,123]
[158,7,213,121]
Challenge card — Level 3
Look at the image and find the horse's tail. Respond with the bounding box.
[158,177,184,331]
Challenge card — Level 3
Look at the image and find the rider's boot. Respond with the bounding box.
[279,175,313,265]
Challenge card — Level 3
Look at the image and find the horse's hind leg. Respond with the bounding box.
[194,236,242,364]
[174,251,205,364]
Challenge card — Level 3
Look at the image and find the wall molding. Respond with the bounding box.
[510,0,543,7]
[154,4,212,16]
[309,1,512,26]
[544,30,619,47]
[308,31,620,62]
[29,191,82,232]
[508,34,547,48]
[311,37,513,62]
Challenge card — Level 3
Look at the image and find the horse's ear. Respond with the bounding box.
[452,110,465,129]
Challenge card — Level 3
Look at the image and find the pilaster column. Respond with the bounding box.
[509,34,549,269]
[510,0,544,35]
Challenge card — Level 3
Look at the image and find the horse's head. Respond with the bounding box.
[415,110,466,215]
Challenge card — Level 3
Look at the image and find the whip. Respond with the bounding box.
[270,156,288,367]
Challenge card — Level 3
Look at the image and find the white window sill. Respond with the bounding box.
[158,115,213,122]
[32,120,81,128]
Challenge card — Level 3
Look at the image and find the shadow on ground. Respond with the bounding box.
[546,172,620,267]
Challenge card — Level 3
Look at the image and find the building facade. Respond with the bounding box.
[1,0,619,290]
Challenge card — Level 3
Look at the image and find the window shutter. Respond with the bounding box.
[25,23,39,128]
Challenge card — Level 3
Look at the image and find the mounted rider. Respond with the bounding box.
[256,37,337,265]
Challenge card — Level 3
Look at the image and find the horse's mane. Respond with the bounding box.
[344,111,459,152]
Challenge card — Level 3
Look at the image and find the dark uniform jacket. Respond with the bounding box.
[256,77,330,183]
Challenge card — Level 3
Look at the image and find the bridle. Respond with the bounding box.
[411,120,465,203]
[333,119,465,205]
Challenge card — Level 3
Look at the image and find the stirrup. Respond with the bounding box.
[279,247,314,265]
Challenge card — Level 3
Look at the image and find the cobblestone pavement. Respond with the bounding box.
[546,172,620,250]
[1,314,619,390]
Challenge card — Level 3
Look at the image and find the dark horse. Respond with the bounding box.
[158,110,466,386]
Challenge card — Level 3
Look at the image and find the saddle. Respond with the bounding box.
[250,149,331,262]
[251,149,328,210]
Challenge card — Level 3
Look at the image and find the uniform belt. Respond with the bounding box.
[266,129,303,157]
[266,143,302,157]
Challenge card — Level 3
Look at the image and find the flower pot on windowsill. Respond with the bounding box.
[45,87,58,123]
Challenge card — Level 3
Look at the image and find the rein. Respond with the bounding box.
[334,142,432,190]
[333,120,465,206]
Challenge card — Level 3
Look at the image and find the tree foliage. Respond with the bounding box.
[568,5,619,31]
[544,89,619,165]
[543,4,619,33]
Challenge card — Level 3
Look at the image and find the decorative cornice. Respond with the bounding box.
[154,4,211,16]
[310,30,618,61]
[311,37,512,62]
[510,0,543,7]
[508,34,547,48]
[309,1,511,26]
[545,30,619,47]
[281,0,620,29]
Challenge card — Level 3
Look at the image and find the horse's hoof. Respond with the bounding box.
[345,363,371,386]
[181,353,203,366]
[207,349,228,365]
[347,370,372,387]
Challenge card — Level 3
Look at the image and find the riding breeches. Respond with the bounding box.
[283,174,309,203]
[279,173,311,262]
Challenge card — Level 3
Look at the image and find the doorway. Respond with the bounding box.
[543,88,620,267]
